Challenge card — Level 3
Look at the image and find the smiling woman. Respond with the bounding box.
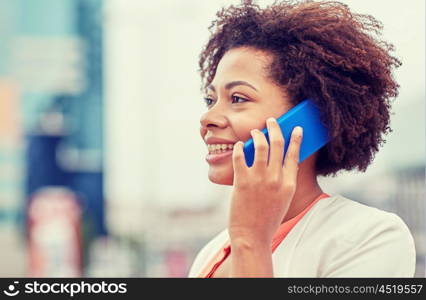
[189,0,416,278]
[201,47,293,185]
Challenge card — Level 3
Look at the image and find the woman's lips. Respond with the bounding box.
[206,150,233,164]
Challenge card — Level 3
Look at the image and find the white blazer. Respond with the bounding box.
[188,194,416,277]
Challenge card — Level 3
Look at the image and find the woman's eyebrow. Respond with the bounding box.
[207,80,258,92]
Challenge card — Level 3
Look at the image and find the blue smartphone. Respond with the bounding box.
[243,99,330,167]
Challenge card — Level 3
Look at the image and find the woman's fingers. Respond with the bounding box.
[283,126,303,178]
[232,141,247,178]
[266,117,285,170]
[233,124,302,185]
[251,129,269,170]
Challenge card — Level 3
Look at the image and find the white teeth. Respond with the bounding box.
[207,143,234,153]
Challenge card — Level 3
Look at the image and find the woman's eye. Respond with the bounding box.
[203,97,215,107]
[203,96,247,107]
[231,95,248,104]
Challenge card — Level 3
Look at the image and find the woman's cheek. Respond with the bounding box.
[231,118,257,142]
[235,125,262,143]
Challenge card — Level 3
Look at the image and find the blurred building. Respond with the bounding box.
[0,0,105,276]
[392,166,425,277]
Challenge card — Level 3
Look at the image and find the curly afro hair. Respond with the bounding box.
[198,0,401,177]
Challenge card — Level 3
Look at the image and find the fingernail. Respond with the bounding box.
[267,117,276,123]
[294,126,303,136]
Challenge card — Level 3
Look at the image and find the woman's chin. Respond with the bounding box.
[208,167,233,185]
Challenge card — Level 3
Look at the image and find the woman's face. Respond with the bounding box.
[200,47,293,185]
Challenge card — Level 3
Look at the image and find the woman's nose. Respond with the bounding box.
[199,105,228,130]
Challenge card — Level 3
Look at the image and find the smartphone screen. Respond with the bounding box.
[243,99,330,167]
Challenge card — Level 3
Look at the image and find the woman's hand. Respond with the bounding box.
[229,118,303,246]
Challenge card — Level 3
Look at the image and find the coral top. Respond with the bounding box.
[198,192,330,277]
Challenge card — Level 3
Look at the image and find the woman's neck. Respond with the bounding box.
[281,158,323,224]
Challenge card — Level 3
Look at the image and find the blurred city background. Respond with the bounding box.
[0,0,424,277]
